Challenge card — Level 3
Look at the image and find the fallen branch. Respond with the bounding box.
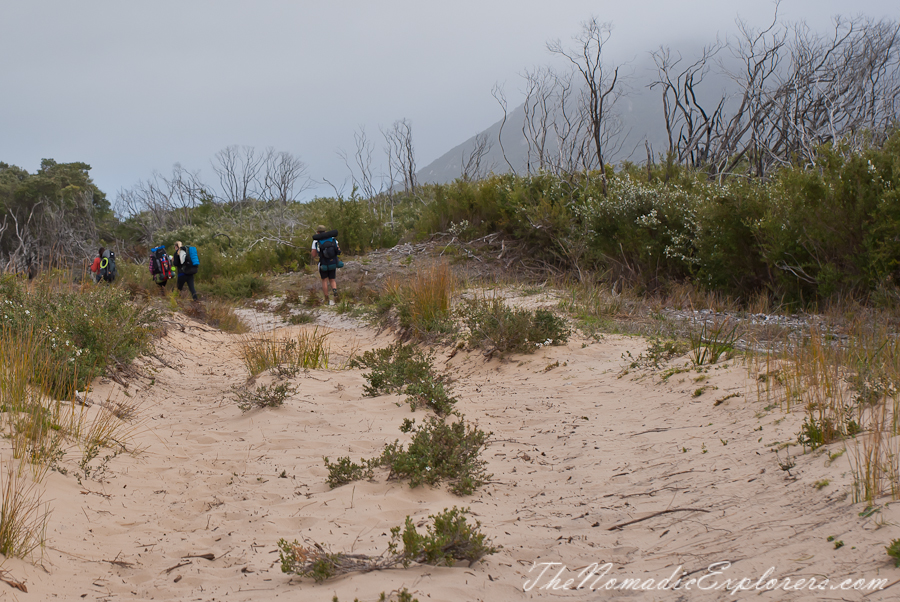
[608,508,710,530]
[163,560,192,574]
[0,570,27,592]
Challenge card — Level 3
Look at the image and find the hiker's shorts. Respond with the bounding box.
[319,267,336,280]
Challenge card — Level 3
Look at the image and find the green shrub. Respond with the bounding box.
[323,456,378,488]
[324,414,491,495]
[389,506,498,567]
[381,415,491,495]
[231,382,297,412]
[459,297,569,356]
[350,342,456,414]
[278,507,497,582]
[887,539,900,567]
[351,342,431,396]
[204,273,268,300]
[1,279,158,394]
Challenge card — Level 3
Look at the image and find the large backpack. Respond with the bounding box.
[317,238,339,265]
[181,246,200,275]
[150,246,173,284]
[100,250,117,282]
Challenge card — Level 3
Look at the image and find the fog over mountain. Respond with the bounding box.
[1,1,896,200]
[418,50,736,184]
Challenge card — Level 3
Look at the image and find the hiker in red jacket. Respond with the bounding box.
[90,247,104,283]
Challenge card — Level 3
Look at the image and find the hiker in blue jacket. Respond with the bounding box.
[173,241,199,301]
[311,225,340,304]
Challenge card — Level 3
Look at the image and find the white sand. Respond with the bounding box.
[5,310,900,601]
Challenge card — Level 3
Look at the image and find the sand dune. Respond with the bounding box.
[5,307,899,601]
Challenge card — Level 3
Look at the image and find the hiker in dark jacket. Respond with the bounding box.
[311,225,340,304]
[172,241,199,300]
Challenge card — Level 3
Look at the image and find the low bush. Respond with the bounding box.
[0,275,158,395]
[350,342,456,414]
[389,506,498,568]
[325,413,491,495]
[278,506,497,581]
[459,296,569,356]
[322,456,378,488]
[204,273,269,300]
[382,416,491,495]
[231,382,297,412]
[888,539,900,567]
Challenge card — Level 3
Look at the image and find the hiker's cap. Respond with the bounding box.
[316,225,326,233]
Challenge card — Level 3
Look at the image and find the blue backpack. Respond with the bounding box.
[181,246,200,275]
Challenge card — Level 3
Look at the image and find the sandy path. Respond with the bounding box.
[4,310,899,601]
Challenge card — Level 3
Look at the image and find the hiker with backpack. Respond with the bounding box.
[90,247,104,283]
[149,245,174,293]
[172,241,199,300]
[311,225,342,304]
[91,247,117,283]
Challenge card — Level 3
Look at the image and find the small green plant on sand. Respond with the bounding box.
[278,507,497,582]
[689,318,738,366]
[324,414,491,495]
[323,456,378,488]
[231,382,297,412]
[388,506,498,567]
[332,590,419,602]
[887,539,900,567]
[351,342,456,414]
[459,296,569,357]
[626,337,688,370]
[382,415,491,495]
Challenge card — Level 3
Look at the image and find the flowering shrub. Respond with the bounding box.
[0,276,158,394]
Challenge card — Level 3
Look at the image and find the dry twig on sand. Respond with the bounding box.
[608,508,710,530]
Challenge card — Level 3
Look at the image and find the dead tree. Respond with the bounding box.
[522,66,556,173]
[491,83,517,174]
[116,165,205,244]
[260,148,310,204]
[338,127,379,200]
[212,145,264,207]
[651,44,727,171]
[661,5,900,180]
[548,17,622,191]
[383,119,417,194]
[460,132,494,181]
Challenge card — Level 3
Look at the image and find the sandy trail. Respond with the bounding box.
[5,308,899,602]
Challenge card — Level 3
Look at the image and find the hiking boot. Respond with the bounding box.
[332,288,339,301]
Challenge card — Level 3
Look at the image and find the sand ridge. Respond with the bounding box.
[4,308,899,601]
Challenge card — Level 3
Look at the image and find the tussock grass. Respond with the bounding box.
[0,458,50,560]
[745,311,900,503]
[201,298,249,333]
[239,327,330,376]
[382,263,455,339]
[0,281,153,564]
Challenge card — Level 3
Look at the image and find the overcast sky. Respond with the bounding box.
[2,0,897,205]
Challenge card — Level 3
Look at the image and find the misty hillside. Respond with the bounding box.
[417,72,668,184]
[418,51,735,184]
